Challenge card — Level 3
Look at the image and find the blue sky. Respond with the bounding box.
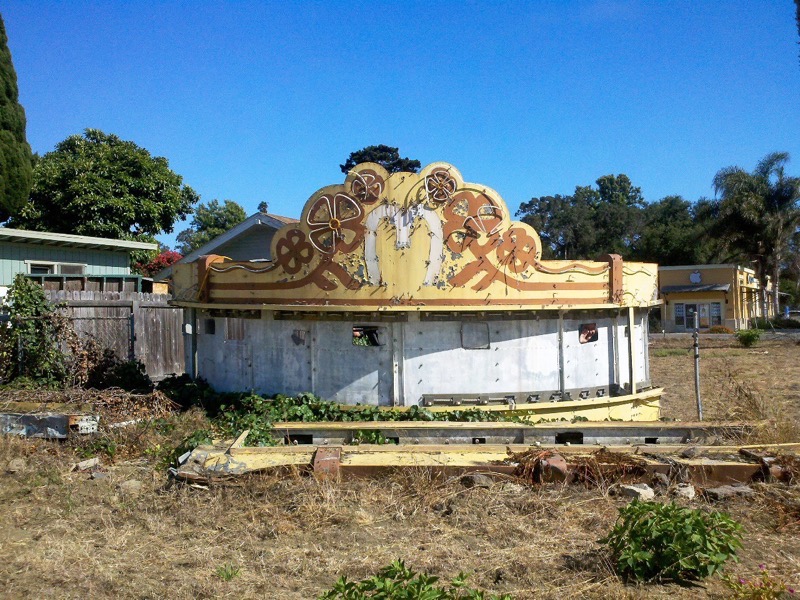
[3,1,799,249]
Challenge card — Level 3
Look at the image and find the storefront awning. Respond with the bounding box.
[661,284,731,294]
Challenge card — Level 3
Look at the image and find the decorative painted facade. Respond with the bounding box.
[173,163,661,420]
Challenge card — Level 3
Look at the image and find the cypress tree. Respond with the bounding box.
[0,14,33,222]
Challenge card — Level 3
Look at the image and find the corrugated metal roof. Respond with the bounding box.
[0,227,158,251]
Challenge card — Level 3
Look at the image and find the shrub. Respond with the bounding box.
[735,329,762,348]
[318,559,512,600]
[86,349,153,392]
[600,500,742,582]
[0,274,71,385]
[708,325,734,334]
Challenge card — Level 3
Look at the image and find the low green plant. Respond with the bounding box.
[350,430,397,445]
[599,500,742,582]
[318,559,512,600]
[75,436,118,460]
[722,564,796,599]
[214,563,241,581]
[735,328,762,348]
[160,377,519,454]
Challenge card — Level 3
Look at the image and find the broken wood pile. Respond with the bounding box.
[171,427,800,489]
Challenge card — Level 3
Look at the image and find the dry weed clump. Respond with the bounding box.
[706,361,800,444]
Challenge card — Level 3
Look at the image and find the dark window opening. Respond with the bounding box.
[353,326,383,347]
[285,434,313,445]
[58,264,85,275]
[29,263,54,275]
[472,437,486,444]
[645,437,659,444]
[203,319,216,335]
[555,431,584,445]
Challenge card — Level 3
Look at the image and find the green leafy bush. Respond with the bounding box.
[600,500,742,582]
[0,274,71,385]
[318,559,512,600]
[735,329,762,348]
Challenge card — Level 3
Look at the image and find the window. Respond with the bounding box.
[353,326,384,347]
[461,322,490,349]
[203,319,216,335]
[27,262,86,275]
[710,302,722,326]
[674,303,685,327]
[29,263,55,275]
[58,264,85,275]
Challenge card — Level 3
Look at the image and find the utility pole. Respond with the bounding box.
[693,311,703,420]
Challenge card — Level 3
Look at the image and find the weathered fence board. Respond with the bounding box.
[44,291,185,381]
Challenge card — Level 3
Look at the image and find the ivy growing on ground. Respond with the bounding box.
[318,559,512,600]
[157,375,519,449]
[600,500,743,582]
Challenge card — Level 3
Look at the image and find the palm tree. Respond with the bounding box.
[712,152,800,315]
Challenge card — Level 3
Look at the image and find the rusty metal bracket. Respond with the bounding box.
[313,446,342,480]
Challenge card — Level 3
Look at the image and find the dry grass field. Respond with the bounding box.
[1,332,799,599]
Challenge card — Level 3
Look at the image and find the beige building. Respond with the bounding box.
[659,264,774,332]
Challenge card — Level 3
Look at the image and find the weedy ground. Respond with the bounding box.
[0,332,799,599]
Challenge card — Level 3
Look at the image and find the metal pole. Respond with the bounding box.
[693,311,703,420]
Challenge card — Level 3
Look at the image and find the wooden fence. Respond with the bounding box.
[45,291,185,381]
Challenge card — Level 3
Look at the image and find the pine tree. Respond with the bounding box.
[0,14,33,222]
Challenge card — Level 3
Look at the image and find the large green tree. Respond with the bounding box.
[10,129,198,240]
[517,174,644,259]
[629,195,715,265]
[176,198,246,254]
[340,145,421,174]
[712,152,800,314]
[0,14,33,222]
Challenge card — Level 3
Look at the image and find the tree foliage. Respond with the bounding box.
[10,129,198,240]
[517,174,644,259]
[340,145,421,175]
[711,152,800,313]
[176,199,247,254]
[629,196,715,265]
[0,14,33,222]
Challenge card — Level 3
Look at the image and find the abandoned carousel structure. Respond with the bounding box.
[172,163,661,421]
